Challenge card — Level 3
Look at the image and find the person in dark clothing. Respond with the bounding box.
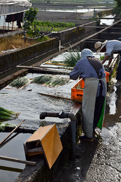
[70,48,107,141]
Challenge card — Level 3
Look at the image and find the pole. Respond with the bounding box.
[0,155,36,166]
[0,119,25,146]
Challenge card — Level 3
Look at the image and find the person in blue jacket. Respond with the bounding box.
[70,48,107,141]
[94,40,121,82]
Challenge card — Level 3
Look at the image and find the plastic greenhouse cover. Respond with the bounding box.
[0,0,32,15]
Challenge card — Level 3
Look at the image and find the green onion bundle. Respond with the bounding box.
[0,107,20,121]
[10,77,28,88]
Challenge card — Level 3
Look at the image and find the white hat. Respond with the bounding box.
[94,40,107,53]
[81,48,93,58]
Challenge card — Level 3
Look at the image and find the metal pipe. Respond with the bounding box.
[40,111,76,159]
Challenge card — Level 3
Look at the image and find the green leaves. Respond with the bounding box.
[24,7,38,23]
[23,7,75,38]
[10,77,28,88]
[64,50,81,67]
[0,107,20,122]
[32,75,69,87]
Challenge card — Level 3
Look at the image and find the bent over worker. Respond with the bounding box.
[70,48,107,141]
[94,40,121,81]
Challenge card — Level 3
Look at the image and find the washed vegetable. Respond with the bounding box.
[64,51,81,67]
[32,75,52,84]
[32,75,69,87]
[0,107,20,121]
[51,78,69,87]
[10,77,28,88]
[0,122,16,131]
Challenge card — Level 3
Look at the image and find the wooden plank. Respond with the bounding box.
[17,65,65,69]
[0,155,36,166]
[0,119,25,146]
[38,92,72,101]
[41,124,63,169]
[27,147,43,156]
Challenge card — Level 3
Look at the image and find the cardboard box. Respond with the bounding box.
[24,124,63,169]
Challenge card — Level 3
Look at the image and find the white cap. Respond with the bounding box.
[81,48,93,58]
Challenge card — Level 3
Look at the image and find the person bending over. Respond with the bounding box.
[70,48,107,141]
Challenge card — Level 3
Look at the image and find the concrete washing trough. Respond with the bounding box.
[0,67,82,182]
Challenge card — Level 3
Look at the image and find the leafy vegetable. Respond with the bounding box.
[10,77,28,88]
[0,122,16,131]
[51,78,69,87]
[64,50,81,67]
[0,107,14,114]
[32,75,52,84]
[32,75,69,87]
[0,107,20,122]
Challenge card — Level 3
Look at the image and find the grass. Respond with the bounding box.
[0,34,50,54]
[0,34,37,53]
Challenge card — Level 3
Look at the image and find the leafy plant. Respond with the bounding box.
[24,11,75,37]
[32,75,69,87]
[23,7,39,37]
[10,77,28,88]
[32,75,52,84]
[64,50,81,67]
[24,7,38,23]
[51,78,69,87]
[100,55,105,61]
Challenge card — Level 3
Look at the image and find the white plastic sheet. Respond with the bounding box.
[0,0,32,15]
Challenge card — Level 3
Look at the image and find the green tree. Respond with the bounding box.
[114,0,121,6]
[24,7,38,23]
[23,7,38,31]
[113,0,121,16]
[23,7,40,38]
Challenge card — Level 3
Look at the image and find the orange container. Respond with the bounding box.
[71,71,110,102]
[71,79,84,102]
[105,71,110,82]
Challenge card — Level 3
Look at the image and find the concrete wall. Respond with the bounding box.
[50,21,97,46]
[0,37,59,73]
[0,21,97,74]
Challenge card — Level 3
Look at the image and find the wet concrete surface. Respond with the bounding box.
[0,72,80,182]
[55,82,121,182]
[0,73,78,127]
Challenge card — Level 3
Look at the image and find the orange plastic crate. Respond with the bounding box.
[71,79,84,102]
[71,71,110,102]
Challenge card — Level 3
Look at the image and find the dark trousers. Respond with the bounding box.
[93,80,105,132]
[116,59,121,80]
[93,95,105,132]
